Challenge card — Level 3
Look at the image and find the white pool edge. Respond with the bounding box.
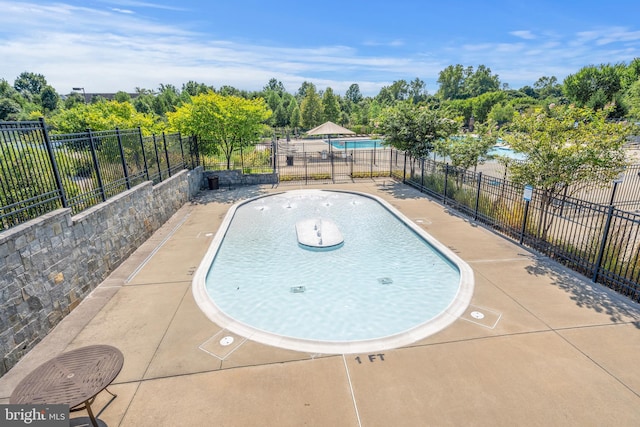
[192,189,474,355]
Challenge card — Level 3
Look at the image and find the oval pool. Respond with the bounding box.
[193,190,474,354]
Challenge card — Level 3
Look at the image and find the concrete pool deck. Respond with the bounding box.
[1,180,639,426]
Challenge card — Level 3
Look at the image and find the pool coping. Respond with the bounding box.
[192,188,474,355]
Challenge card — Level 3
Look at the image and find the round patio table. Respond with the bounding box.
[10,345,124,427]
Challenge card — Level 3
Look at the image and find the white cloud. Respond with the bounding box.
[510,30,536,40]
[111,8,135,14]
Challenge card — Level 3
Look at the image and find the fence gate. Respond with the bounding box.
[331,148,355,182]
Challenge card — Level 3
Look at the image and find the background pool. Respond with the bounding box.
[329,139,385,150]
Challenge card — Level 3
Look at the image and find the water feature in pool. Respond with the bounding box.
[330,139,385,150]
[193,190,474,354]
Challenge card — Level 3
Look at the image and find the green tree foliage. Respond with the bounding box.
[533,76,563,99]
[167,92,271,168]
[181,81,211,99]
[408,78,428,103]
[114,91,131,102]
[0,98,21,120]
[40,86,59,112]
[437,65,500,100]
[501,104,631,237]
[322,87,341,123]
[380,102,458,158]
[624,79,640,120]
[49,100,160,134]
[296,81,316,103]
[487,103,515,128]
[437,65,465,100]
[376,80,409,106]
[264,78,286,96]
[433,133,495,171]
[563,64,626,112]
[465,65,501,98]
[289,102,301,131]
[345,84,363,104]
[471,91,506,123]
[300,85,323,129]
[13,72,47,101]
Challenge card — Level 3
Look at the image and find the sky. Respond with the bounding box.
[1,0,640,97]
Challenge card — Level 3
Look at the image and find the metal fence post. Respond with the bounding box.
[474,172,482,220]
[443,163,449,204]
[162,132,171,177]
[115,127,131,189]
[402,153,407,182]
[592,205,615,283]
[153,134,162,182]
[421,158,425,188]
[87,128,106,202]
[178,132,186,168]
[138,127,150,181]
[519,199,530,244]
[39,117,68,208]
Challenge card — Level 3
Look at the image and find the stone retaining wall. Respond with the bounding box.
[0,167,203,376]
[204,170,277,188]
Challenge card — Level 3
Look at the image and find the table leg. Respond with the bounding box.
[83,400,100,427]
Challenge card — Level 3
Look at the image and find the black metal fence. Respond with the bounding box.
[1,119,197,230]
[400,154,640,303]
[473,159,640,211]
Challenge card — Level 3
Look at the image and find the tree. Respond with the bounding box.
[380,102,458,158]
[13,72,47,100]
[533,76,563,99]
[465,65,501,98]
[563,64,625,112]
[471,91,506,123]
[624,78,640,119]
[321,87,340,123]
[114,91,131,102]
[408,78,428,103]
[501,104,631,238]
[437,65,500,100]
[300,86,323,129]
[49,100,159,134]
[289,103,301,132]
[437,64,466,100]
[264,78,286,95]
[181,81,211,99]
[433,134,495,178]
[0,98,21,120]
[345,84,363,104]
[40,86,59,112]
[167,92,271,169]
[296,81,316,103]
[487,103,515,128]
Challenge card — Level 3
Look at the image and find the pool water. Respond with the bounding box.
[193,190,474,354]
[486,145,526,161]
[330,139,385,150]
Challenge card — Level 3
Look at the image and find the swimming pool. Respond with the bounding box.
[330,139,385,150]
[486,145,526,161]
[193,190,474,354]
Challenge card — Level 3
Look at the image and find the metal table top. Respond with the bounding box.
[10,345,124,409]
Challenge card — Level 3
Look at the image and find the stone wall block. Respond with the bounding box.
[0,168,203,375]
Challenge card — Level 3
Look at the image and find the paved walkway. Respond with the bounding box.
[1,180,639,426]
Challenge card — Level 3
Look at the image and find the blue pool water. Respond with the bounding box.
[330,139,385,150]
[486,145,526,161]
[193,190,474,354]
